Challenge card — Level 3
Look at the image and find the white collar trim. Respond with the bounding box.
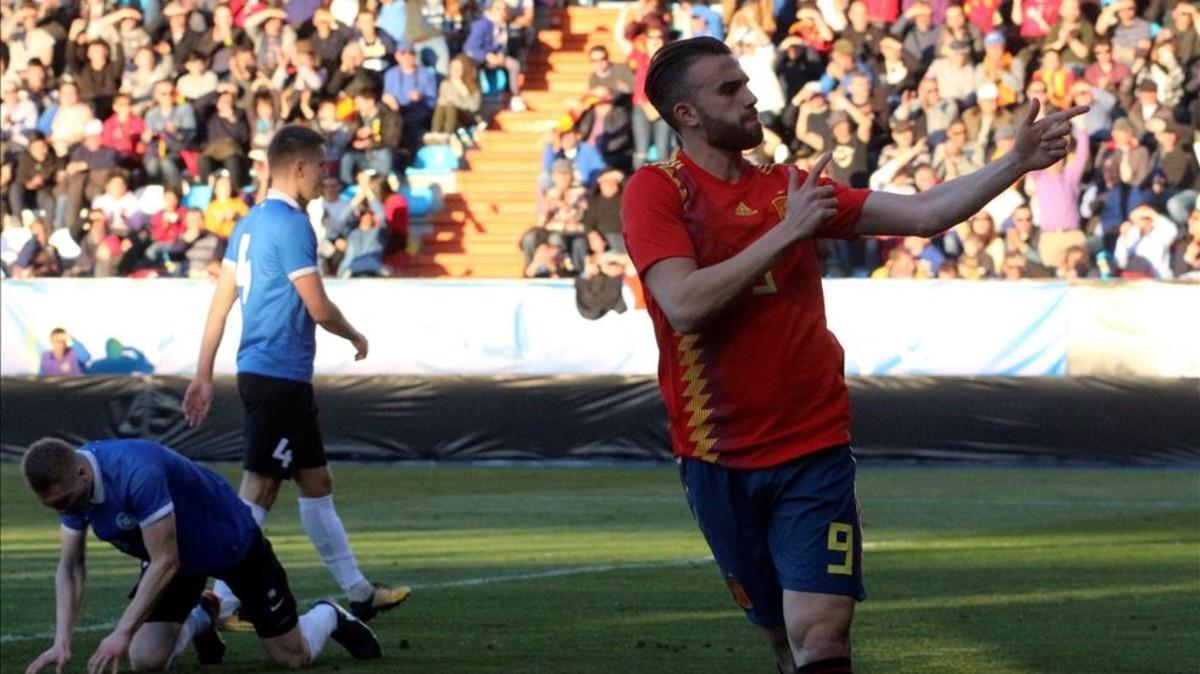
[267,189,301,211]
[78,450,104,504]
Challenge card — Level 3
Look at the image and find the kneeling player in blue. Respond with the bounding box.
[21,438,383,674]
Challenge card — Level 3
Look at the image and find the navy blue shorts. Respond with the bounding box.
[679,444,865,628]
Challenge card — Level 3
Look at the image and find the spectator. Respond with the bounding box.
[932,119,983,180]
[1168,3,1200,69]
[870,120,930,190]
[961,82,1015,157]
[464,0,528,112]
[976,30,1026,108]
[244,7,299,78]
[1096,117,1152,189]
[1147,120,1199,225]
[1004,204,1047,269]
[1139,41,1186,110]
[902,235,947,276]
[1058,244,1096,279]
[524,158,587,274]
[90,172,145,236]
[60,120,120,239]
[340,81,404,184]
[956,232,996,279]
[934,3,984,59]
[587,45,636,99]
[826,111,870,187]
[146,188,188,265]
[620,26,671,168]
[1030,126,1090,268]
[308,7,355,75]
[893,1,938,69]
[1115,204,1178,278]
[841,1,885,65]
[197,3,249,77]
[1097,0,1152,69]
[312,97,354,167]
[1070,81,1117,143]
[158,2,203,69]
[872,33,919,105]
[142,80,198,193]
[65,31,124,121]
[203,171,249,240]
[326,42,368,98]
[8,132,57,223]
[946,211,1005,269]
[579,167,627,265]
[70,210,124,279]
[18,59,54,113]
[200,83,251,188]
[1170,207,1200,280]
[102,93,146,170]
[380,174,410,257]
[793,84,833,156]
[39,328,90,376]
[431,54,484,147]
[1042,0,1094,71]
[871,246,926,278]
[338,208,389,277]
[576,85,635,172]
[1128,79,1174,145]
[177,51,220,103]
[1012,0,1059,43]
[248,90,282,158]
[354,10,398,74]
[1083,39,1134,105]
[49,81,96,159]
[11,217,61,278]
[382,41,438,160]
[122,46,176,116]
[1083,154,1149,258]
[1,76,40,149]
[3,3,55,75]
[1031,49,1076,111]
[540,126,606,191]
[176,207,223,278]
[927,39,981,107]
[312,176,355,273]
[893,76,958,147]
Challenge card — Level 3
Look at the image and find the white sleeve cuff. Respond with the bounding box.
[222,259,237,267]
[139,502,175,528]
[287,266,319,281]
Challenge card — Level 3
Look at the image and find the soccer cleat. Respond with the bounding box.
[193,591,226,665]
[315,599,383,660]
[349,582,411,622]
[219,613,257,633]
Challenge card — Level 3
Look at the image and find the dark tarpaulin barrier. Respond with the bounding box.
[1,376,1197,464]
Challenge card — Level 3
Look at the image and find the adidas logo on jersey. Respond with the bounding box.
[735,202,758,217]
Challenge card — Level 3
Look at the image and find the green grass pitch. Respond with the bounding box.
[2,463,1197,673]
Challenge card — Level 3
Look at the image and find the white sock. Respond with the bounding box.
[298,495,372,602]
[215,499,271,618]
[167,605,212,665]
[298,603,338,661]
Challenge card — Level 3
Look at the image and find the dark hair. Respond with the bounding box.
[22,437,77,494]
[267,124,326,174]
[50,327,67,337]
[589,45,609,59]
[644,37,731,131]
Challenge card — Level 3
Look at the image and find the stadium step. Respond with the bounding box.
[405,6,620,278]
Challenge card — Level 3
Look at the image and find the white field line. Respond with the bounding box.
[0,556,715,644]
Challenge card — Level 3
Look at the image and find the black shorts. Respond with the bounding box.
[238,372,326,479]
[133,530,299,639]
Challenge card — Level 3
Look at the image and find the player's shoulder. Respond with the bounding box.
[627,157,693,207]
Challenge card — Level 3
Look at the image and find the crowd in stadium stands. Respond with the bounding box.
[520,0,1200,281]
[0,0,1197,283]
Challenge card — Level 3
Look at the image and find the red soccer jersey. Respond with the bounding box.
[622,151,870,470]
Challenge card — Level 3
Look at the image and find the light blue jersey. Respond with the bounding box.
[223,192,319,383]
[61,440,258,575]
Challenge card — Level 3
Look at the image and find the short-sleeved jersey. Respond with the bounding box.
[224,194,319,383]
[61,440,257,575]
[621,151,871,470]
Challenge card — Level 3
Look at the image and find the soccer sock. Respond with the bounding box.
[213,499,270,618]
[167,604,212,665]
[298,603,338,661]
[796,657,853,674]
[298,495,373,602]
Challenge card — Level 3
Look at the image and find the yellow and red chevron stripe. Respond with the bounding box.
[676,333,719,462]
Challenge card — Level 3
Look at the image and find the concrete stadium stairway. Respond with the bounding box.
[405,6,620,278]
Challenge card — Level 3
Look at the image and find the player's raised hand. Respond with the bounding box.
[25,642,70,674]
[183,378,214,427]
[1013,98,1089,173]
[780,153,838,243]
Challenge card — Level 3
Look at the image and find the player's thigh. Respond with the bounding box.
[678,458,784,628]
[261,625,311,669]
[129,622,181,670]
[782,590,855,647]
[766,445,865,602]
[218,530,301,641]
[237,373,326,481]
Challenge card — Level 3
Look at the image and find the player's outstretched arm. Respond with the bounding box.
[853,99,1089,238]
[644,155,837,334]
[88,514,181,674]
[26,527,87,674]
[292,274,368,360]
[184,264,239,427]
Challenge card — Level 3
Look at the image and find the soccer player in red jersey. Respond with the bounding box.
[621,37,1086,674]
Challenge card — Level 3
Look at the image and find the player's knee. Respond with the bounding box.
[792,620,851,661]
[128,650,172,671]
[268,648,312,669]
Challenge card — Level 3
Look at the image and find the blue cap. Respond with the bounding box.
[395,40,415,53]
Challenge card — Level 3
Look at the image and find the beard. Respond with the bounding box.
[699,108,764,152]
